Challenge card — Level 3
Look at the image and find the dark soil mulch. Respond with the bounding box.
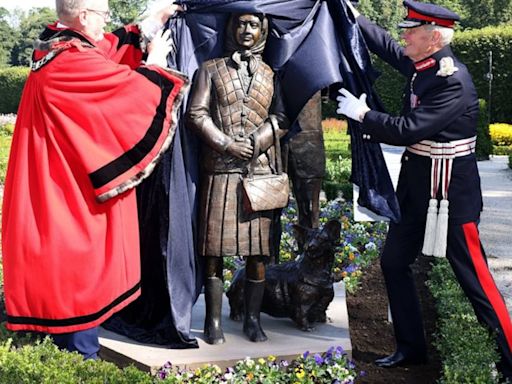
[347,255,442,383]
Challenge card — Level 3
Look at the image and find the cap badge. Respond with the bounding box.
[436,57,459,77]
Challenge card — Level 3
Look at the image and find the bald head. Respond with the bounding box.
[56,0,110,42]
[56,0,89,21]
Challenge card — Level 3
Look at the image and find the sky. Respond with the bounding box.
[0,0,55,10]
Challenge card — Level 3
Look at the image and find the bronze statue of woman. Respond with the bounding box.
[186,13,289,344]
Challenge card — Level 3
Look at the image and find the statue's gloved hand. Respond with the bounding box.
[336,88,370,123]
[226,139,253,160]
[140,0,183,42]
[146,29,174,68]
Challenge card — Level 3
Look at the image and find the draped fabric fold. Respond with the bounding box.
[108,0,399,348]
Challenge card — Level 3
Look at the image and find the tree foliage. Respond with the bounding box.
[11,7,56,67]
[109,0,150,26]
[458,0,512,29]
[358,0,404,38]
[359,0,512,33]
[0,1,149,67]
[0,7,17,67]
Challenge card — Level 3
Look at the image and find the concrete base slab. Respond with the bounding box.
[99,282,351,373]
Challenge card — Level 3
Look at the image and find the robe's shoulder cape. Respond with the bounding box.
[107,0,401,348]
[1,23,188,333]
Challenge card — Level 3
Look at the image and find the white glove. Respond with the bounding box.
[140,0,183,41]
[146,29,174,68]
[336,88,370,122]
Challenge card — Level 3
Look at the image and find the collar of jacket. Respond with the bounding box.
[414,45,454,72]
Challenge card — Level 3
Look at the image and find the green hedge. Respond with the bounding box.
[373,56,406,115]
[490,122,512,155]
[370,25,512,123]
[454,25,512,123]
[490,123,512,146]
[476,99,493,160]
[428,259,501,383]
[322,130,353,200]
[0,338,153,384]
[0,67,29,114]
[0,120,13,183]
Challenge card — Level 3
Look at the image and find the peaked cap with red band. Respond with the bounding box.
[398,0,460,28]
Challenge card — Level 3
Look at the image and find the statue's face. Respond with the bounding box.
[234,14,262,49]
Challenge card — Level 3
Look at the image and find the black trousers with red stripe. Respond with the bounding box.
[381,220,512,379]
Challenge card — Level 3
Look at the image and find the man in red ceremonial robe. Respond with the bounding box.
[1,0,186,359]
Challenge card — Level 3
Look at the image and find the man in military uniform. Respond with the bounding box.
[186,13,289,344]
[338,0,512,379]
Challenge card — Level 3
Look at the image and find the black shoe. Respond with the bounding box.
[374,351,427,368]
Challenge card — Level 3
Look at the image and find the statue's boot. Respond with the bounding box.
[243,279,268,342]
[204,277,225,345]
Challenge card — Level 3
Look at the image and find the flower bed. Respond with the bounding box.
[490,123,512,156]
[224,198,388,294]
[156,347,358,383]
[0,333,359,384]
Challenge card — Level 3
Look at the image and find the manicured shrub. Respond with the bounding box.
[476,99,493,160]
[0,337,153,384]
[490,123,512,146]
[428,259,501,384]
[454,25,512,123]
[0,67,29,114]
[0,114,15,183]
[322,124,352,201]
[490,122,512,155]
[323,156,352,201]
[321,97,339,119]
[493,146,512,155]
[372,56,406,115]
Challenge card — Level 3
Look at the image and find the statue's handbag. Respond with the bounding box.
[242,123,289,212]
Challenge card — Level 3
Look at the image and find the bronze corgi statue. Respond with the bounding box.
[227,220,341,331]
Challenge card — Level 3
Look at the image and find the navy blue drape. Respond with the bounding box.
[105,0,400,348]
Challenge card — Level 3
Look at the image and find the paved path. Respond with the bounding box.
[478,156,512,313]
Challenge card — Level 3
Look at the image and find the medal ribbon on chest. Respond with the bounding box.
[410,73,419,108]
[410,57,437,108]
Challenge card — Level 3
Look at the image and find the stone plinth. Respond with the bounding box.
[99,282,351,373]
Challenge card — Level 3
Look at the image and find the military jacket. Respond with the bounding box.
[357,16,483,224]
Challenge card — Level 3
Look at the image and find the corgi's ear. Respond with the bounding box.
[322,220,342,242]
[292,223,311,251]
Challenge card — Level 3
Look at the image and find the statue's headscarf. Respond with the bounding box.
[224,13,269,75]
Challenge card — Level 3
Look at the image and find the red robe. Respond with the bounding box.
[1,23,188,333]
